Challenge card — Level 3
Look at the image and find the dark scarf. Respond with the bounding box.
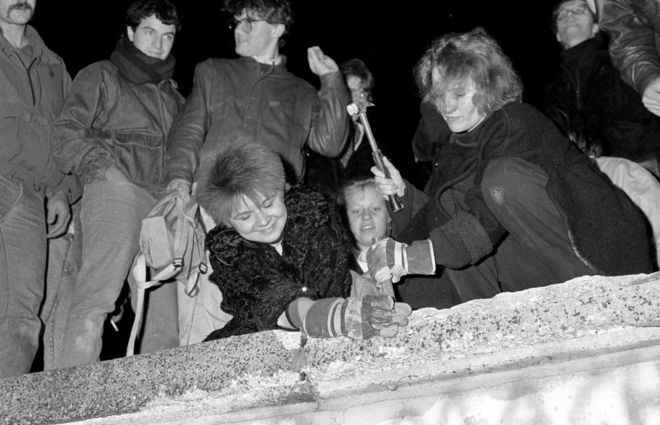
[110,36,175,85]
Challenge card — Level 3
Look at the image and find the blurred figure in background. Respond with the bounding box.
[306,58,377,202]
[544,0,660,175]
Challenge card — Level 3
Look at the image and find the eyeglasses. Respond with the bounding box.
[556,5,591,21]
[229,17,265,32]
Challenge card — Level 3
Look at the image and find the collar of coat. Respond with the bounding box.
[0,25,61,65]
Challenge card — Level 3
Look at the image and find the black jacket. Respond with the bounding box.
[393,102,653,277]
[205,186,352,339]
[544,38,660,160]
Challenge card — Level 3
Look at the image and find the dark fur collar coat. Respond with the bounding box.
[205,186,352,340]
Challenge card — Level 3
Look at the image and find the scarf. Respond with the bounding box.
[110,36,175,85]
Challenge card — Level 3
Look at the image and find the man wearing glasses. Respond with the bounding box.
[166,0,350,199]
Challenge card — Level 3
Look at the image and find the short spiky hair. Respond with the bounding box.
[126,0,181,32]
[416,27,522,117]
[196,143,286,226]
[223,0,293,37]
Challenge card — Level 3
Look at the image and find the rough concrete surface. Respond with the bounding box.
[1,272,660,424]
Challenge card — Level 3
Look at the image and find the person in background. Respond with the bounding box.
[366,28,653,302]
[544,0,660,174]
[341,178,458,310]
[0,0,80,378]
[52,0,184,367]
[306,58,376,201]
[586,0,660,174]
[197,143,410,341]
[586,0,660,116]
[166,0,349,201]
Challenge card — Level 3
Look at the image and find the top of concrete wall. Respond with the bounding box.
[2,272,660,425]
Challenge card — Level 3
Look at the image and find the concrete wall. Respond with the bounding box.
[2,273,660,424]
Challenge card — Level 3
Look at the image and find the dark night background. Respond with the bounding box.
[31,0,563,187]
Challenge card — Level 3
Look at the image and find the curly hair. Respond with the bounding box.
[196,143,286,226]
[223,0,293,39]
[126,0,181,32]
[416,27,522,117]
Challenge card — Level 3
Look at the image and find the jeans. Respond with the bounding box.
[0,174,47,378]
[57,171,176,367]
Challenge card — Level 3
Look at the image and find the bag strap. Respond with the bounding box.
[126,252,183,356]
[179,201,208,297]
[127,194,207,355]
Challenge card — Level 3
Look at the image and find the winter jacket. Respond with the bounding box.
[166,56,349,184]
[0,26,78,199]
[543,37,660,160]
[205,186,352,339]
[391,102,653,276]
[594,0,660,93]
[53,60,184,193]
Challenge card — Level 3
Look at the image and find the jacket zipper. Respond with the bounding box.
[15,52,37,105]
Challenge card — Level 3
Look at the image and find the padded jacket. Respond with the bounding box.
[53,60,184,193]
[595,0,660,93]
[165,56,349,183]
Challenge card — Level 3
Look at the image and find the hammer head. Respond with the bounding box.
[347,100,374,117]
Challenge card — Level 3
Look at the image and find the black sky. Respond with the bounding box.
[32,0,562,186]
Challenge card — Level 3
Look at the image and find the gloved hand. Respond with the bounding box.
[365,238,436,283]
[285,295,412,340]
[167,178,192,205]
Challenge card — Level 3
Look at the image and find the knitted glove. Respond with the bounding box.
[365,238,435,283]
[286,295,412,340]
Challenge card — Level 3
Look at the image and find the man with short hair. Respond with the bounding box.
[166,0,349,198]
[0,0,79,378]
[53,0,184,367]
[544,0,660,165]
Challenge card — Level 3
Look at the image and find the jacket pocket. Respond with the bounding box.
[112,132,165,190]
[0,173,22,221]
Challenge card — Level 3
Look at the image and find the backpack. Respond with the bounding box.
[127,191,207,356]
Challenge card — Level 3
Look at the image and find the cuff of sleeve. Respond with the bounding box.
[636,68,660,96]
[78,150,113,185]
[319,70,344,86]
[404,240,436,275]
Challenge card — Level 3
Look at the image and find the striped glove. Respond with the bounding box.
[285,295,412,340]
[365,238,435,283]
